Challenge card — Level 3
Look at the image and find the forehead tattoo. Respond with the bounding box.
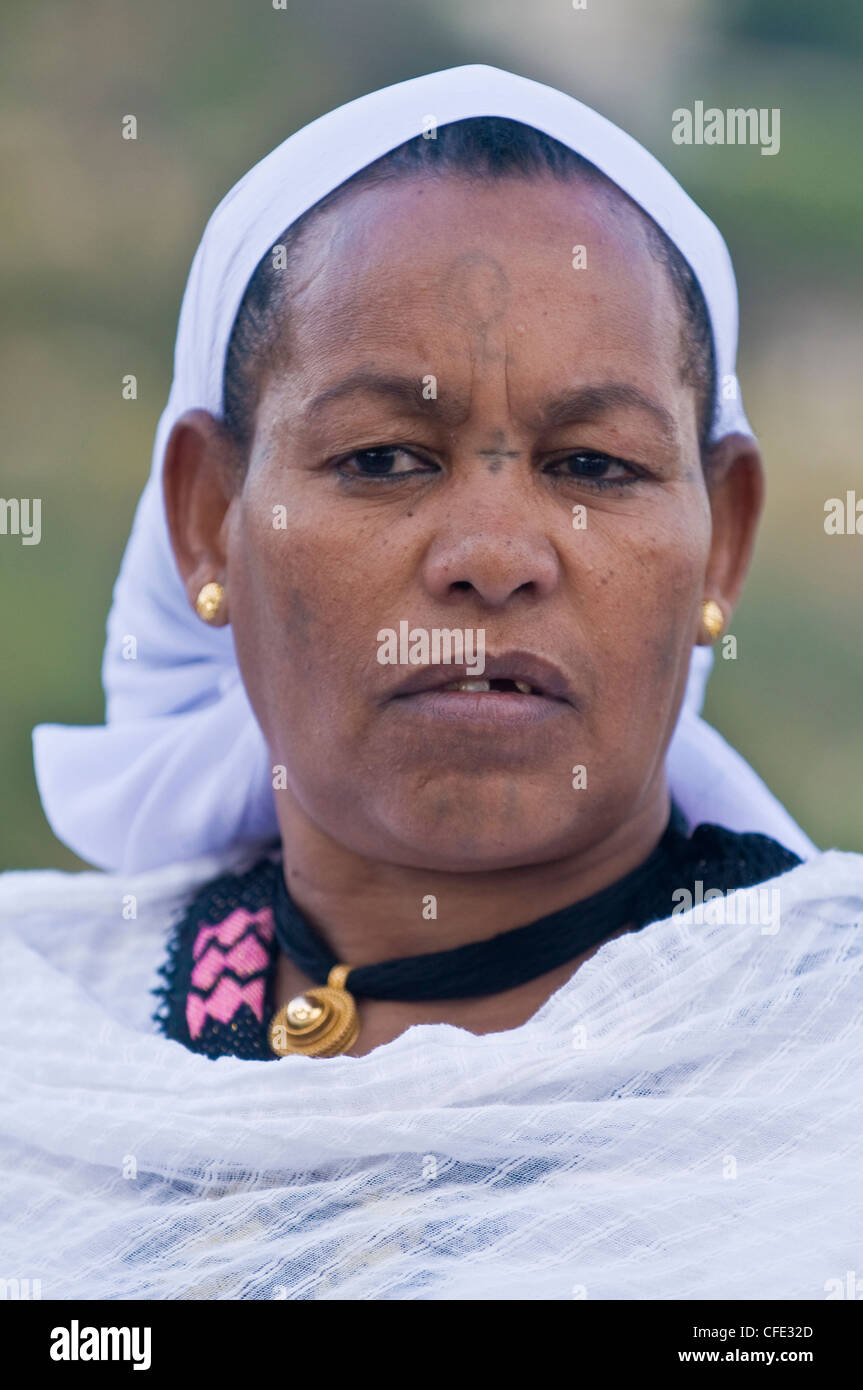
[441,249,510,330]
[439,251,522,472]
[477,428,523,474]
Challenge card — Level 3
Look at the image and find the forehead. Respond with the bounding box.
[268,173,688,415]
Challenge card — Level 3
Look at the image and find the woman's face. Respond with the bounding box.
[172,173,760,871]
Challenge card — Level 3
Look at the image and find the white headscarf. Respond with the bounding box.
[32,64,816,870]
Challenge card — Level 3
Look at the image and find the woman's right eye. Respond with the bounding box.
[337,446,436,479]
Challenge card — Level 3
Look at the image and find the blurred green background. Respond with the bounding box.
[1,0,861,870]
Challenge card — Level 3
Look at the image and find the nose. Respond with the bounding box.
[420,483,561,610]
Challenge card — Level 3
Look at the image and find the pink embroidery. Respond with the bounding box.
[186,993,207,1040]
[186,906,274,1040]
[192,906,274,960]
[191,934,270,991]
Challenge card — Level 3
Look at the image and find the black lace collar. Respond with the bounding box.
[154,822,801,1061]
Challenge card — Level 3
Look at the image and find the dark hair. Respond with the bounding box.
[223,117,717,458]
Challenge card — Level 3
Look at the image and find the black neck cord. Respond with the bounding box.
[271,803,691,1002]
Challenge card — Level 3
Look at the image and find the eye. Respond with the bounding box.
[544,450,639,487]
[336,446,436,479]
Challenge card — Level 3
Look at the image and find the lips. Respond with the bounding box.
[387,651,573,704]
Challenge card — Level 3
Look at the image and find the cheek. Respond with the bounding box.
[577,495,710,707]
[225,475,404,743]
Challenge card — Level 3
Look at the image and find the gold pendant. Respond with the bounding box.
[268,964,359,1058]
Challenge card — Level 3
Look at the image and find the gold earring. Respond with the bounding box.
[701,599,724,642]
[195,581,224,623]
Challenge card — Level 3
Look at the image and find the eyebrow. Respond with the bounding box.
[303,372,678,445]
[535,384,679,447]
[303,371,468,427]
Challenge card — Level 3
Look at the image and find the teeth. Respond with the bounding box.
[439,678,537,694]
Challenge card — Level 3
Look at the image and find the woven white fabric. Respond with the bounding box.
[1,846,860,1300]
[31,62,817,871]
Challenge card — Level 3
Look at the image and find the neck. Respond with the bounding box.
[274,787,672,966]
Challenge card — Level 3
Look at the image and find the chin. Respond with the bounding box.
[372,796,588,873]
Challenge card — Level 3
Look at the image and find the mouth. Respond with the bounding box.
[386,652,574,727]
[437,677,547,695]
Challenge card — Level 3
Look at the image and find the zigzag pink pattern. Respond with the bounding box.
[187,906,274,1040]
[192,906,274,959]
[187,977,266,1039]
[191,934,270,991]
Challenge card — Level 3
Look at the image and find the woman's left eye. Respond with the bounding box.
[544,450,638,486]
[337,447,434,479]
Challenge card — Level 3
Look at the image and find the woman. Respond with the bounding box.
[2,65,860,1300]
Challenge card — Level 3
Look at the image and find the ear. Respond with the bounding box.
[697,431,764,643]
[162,409,241,626]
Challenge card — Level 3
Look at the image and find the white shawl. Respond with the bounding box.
[0,846,860,1299]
